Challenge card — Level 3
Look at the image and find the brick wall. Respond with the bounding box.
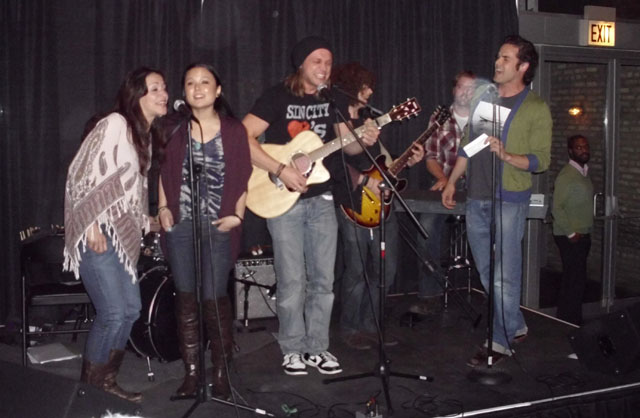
[545,62,640,296]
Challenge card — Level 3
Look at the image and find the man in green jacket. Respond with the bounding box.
[552,135,593,325]
[442,35,552,367]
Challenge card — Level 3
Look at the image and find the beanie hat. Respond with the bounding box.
[291,36,332,69]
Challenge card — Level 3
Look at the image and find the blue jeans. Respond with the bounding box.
[466,198,528,354]
[416,213,448,298]
[79,236,141,364]
[337,208,398,334]
[267,194,338,355]
[165,217,232,300]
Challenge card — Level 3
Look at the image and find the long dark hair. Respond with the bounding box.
[82,67,166,174]
[181,63,235,118]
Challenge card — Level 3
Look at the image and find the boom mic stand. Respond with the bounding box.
[321,91,433,415]
[169,115,275,418]
[467,88,511,385]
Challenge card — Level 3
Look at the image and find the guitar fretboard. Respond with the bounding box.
[307,113,392,162]
[388,111,449,177]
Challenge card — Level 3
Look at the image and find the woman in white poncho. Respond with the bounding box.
[63,67,167,402]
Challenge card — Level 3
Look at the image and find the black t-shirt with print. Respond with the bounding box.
[466,94,518,200]
[249,83,349,199]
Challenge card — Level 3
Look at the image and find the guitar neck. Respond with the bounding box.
[308,113,393,161]
[388,119,444,177]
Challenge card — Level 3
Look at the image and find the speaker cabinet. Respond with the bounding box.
[569,303,640,375]
[0,360,138,418]
[233,257,277,320]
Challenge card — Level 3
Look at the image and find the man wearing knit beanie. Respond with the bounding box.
[242,35,379,376]
[290,36,332,69]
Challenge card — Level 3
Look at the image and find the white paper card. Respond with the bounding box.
[463,133,490,158]
[472,101,512,133]
[27,342,81,364]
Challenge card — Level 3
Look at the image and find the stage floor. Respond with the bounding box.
[2,290,640,418]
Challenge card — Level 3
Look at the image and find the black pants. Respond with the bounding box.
[554,234,591,325]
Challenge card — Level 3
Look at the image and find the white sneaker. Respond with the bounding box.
[302,351,342,375]
[282,353,308,376]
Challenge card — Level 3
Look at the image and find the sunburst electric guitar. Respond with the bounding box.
[341,106,452,228]
[246,98,421,219]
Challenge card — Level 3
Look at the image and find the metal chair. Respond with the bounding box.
[20,229,93,366]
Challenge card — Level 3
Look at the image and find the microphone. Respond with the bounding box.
[173,99,200,123]
[317,83,334,103]
[173,99,191,115]
[477,81,499,102]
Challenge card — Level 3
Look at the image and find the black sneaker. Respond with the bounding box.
[302,351,342,374]
[282,353,308,375]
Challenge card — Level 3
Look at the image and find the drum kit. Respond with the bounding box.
[128,231,180,380]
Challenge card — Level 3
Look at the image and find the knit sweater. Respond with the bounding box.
[552,163,594,236]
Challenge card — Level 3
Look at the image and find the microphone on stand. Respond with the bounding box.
[317,84,335,103]
[476,81,499,102]
[332,83,384,117]
[173,99,200,123]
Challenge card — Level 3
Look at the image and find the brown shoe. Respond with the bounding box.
[344,333,372,350]
[174,292,200,397]
[362,331,399,347]
[203,298,233,401]
[103,349,143,402]
[408,298,441,316]
[466,348,507,368]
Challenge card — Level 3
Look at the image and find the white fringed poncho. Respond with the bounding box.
[63,113,149,282]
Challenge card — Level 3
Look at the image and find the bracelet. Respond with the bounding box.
[233,214,244,222]
[274,163,286,178]
[158,206,169,213]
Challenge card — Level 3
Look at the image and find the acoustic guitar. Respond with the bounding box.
[246,98,421,219]
[341,106,451,228]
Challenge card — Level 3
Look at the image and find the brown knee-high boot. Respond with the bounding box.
[81,354,142,402]
[203,297,234,400]
[104,349,143,402]
[174,292,200,397]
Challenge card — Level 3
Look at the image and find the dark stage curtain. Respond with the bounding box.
[0,0,517,323]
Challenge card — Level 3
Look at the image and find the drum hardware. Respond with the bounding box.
[443,216,474,309]
[128,263,179,381]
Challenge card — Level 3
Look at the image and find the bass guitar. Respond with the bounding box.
[246,98,421,219]
[341,105,451,228]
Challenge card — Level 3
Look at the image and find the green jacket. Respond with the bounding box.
[461,88,552,202]
[552,163,594,236]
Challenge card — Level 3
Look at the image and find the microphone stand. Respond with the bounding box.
[321,90,433,416]
[170,115,275,418]
[332,84,385,117]
[468,90,511,386]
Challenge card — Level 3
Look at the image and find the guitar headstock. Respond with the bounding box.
[432,105,452,125]
[388,98,421,122]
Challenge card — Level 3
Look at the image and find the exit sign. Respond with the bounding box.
[580,20,615,47]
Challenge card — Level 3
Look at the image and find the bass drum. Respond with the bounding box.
[129,264,180,362]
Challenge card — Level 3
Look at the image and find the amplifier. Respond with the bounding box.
[233,257,277,320]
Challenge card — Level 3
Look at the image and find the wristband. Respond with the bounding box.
[158,206,169,213]
[233,214,244,222]
[275,163,286,178]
